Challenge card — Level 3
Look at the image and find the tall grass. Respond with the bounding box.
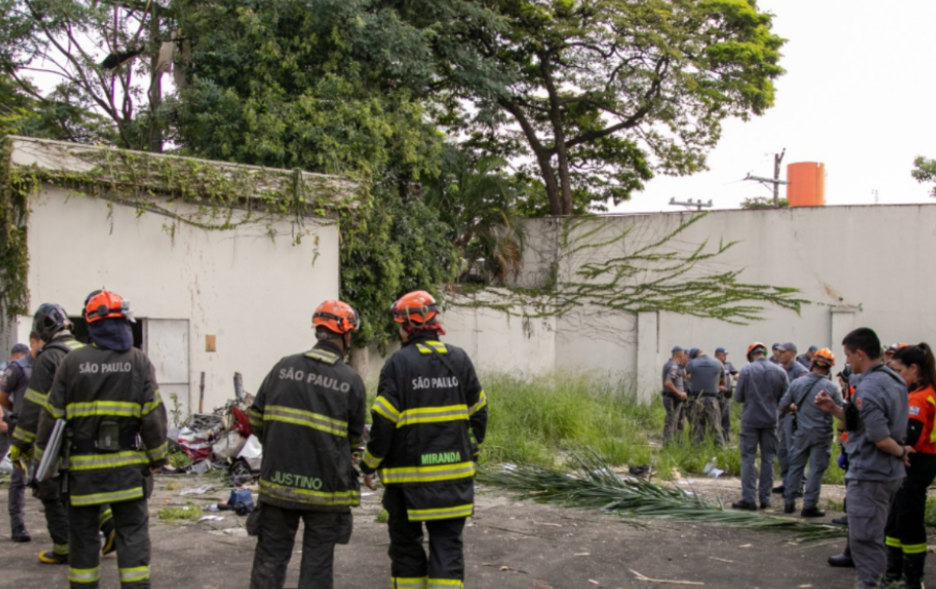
[479,372,848,485]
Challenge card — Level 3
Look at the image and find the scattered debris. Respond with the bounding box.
[180,485,214,496]
[533,522,562,527]
[574,552,590,557]
[709,557,735,564]
[197,515,224,523]
[588,579,600,586]
[630,569,705,586]
[737,544,753,549]
[481,564,528,574]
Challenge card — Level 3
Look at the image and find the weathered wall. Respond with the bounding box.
[434,205,936,401]
[23,186,339,412]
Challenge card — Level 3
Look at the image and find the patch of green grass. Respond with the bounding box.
[925,496,936,527]
[157,504,203,521]
[825,498,845,512]
[167,449,192,469]
[374,508,389,523]
[481,372,663,468]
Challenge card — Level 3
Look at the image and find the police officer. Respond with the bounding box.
[0,340,36,542]
[685,348,726,445]
[731,343,789,510]
[816,327,909,589]
[248,300,366,589]
[35,290,168,589]
[714,347,738,444]
[779,348,843,517]
[773,342,809,496]
[9,304,101,565]
[361,290,488,589]
[662,346,688,444]
[796,345,818,369]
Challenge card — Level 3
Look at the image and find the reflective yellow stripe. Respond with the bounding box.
[146,442,168,462]
[66,400,141,419]
[373,396,400,424]
[469,390,487,416]
[54,542,69,555]
[259,479,360,507]
[69,567,101,584]
[305,349,339,364]
[46,404,65,419]
[397,404,468,428]
[427,579,463,589]
[25,387,49,407]
[363,447,383,470]
[71,486,144,506]
[143,391,163,416]
[886,536,903,548]
[12,427,35,444]
[100,507,113,526]
[379,462,476,484]
[70,451,148,471]
[392,577,427,589]
[407,504,473,521]
[249,408,263,428]
[119,566,151,583]
[66,340,85,350]
[415,341,448,355]
[264,405,348,437]
[903,542,928,554]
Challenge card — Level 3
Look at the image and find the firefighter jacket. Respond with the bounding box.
[11,332,84,454]
[249,341,366,512]
[361,332,488,522]
[35,344,168,507]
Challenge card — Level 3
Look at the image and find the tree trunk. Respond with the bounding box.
[535,151,564,216]
[148,3,163,153]
[349,345,370,383]
[540,55,574,215]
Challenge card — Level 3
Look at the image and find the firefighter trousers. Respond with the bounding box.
[384,486,466,589]
[249,503,353,589]
[8,465,27,531]
[68,499,150,588]
[42,495,71,557]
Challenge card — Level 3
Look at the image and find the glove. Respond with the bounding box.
[9,445,20,462]
[837,452,848,470]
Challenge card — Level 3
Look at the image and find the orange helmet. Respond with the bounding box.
[746,342,767,361]
[84,289,134,323]
[390,290,440,327]
[312,300,360,335]
[812,348,835,367]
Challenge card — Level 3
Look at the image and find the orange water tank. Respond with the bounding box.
[786,162,825,207]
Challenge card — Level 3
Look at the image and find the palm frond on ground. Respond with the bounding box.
[478,448,846,542]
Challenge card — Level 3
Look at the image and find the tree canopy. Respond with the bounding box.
[913,156,936,198]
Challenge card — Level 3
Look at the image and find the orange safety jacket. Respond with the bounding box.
[907,384,936,455]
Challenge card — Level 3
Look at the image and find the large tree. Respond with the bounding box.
[0,0,173,150]
[394,0,785,215]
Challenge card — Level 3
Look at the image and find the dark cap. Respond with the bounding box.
[10,343,29,355]
[671,345,684,354]
[776,342,798,353]
[807,345,819,352]
[715,347,727,355]
[688,348,700,360]
[771,342,782,350]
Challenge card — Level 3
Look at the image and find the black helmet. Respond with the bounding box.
[32,303,71,342]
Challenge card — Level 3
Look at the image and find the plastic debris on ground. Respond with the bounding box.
[180,485,214,496]
[0,450,12,474]
[703,458,724,478]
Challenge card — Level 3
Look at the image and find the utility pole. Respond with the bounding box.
[668,197,713,212]
[744,149,789,207]
[773,148,786,206]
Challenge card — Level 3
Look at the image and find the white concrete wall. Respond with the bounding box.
[437,205,936,401]
[25,185,340,410]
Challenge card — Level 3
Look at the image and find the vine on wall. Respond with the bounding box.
[0,138,362,321]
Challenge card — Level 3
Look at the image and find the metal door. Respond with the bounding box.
[144,319,190,425]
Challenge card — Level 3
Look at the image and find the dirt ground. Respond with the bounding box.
[0,472,932,589]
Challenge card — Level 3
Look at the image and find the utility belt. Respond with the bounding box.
[1,411,17,428]
[689,392,718,398]
[71,426,141,455]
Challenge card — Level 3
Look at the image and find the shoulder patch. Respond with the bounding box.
[910,406,921,416]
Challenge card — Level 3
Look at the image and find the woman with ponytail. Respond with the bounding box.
[883,343,936,589]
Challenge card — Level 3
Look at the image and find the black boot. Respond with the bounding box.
[903,552,926,589]
[884,545,903,585]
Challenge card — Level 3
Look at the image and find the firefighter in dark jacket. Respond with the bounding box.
[35,290,168,589]
[1,338,36,543]
[248,300,367,589]
[361,290,488,589]
[9,303,117,564]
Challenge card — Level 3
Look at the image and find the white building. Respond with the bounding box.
[0,136,357,418]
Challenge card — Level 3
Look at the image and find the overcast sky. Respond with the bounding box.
[611,0,936,214]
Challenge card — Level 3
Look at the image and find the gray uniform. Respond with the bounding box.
[720,360,738,443]
[844,365,908,589]
[686,356,725,445]
[779,373,842,508]
[734,358,789,505]
[777,360,809,483]
[661,359,686,443]
[0,355,32,533]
